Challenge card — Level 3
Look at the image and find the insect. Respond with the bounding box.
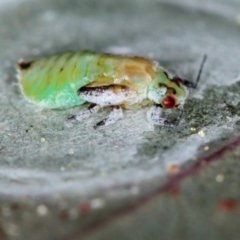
[16,50,207,128]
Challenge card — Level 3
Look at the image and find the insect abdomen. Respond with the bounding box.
[17,51,100,108]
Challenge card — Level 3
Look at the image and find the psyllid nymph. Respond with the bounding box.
[16,50,207,128]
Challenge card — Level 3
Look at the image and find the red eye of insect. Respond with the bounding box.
[162,95,176,108]
[172,76,183,86]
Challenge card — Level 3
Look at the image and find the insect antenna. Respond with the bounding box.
[192,54,207,89]
[183,54,207,89]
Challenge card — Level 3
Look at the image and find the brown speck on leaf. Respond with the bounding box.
[10,203,22,211]
[58,209,69,221]
[217,199,237,211]
[79,202,90,217]
[168,188,180,196]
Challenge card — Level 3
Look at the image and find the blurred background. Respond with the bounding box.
[0,0,240,239]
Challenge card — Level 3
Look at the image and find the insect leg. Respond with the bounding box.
[94,106,123,129]
[65,104,101,127]
[147,104,177,127]
[66,84,128,128]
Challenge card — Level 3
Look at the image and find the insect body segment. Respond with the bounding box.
[17,50,205,128]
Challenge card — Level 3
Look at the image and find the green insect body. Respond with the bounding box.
[17,50,205,128]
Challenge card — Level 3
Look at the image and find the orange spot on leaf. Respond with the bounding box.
[166,164,180,174]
